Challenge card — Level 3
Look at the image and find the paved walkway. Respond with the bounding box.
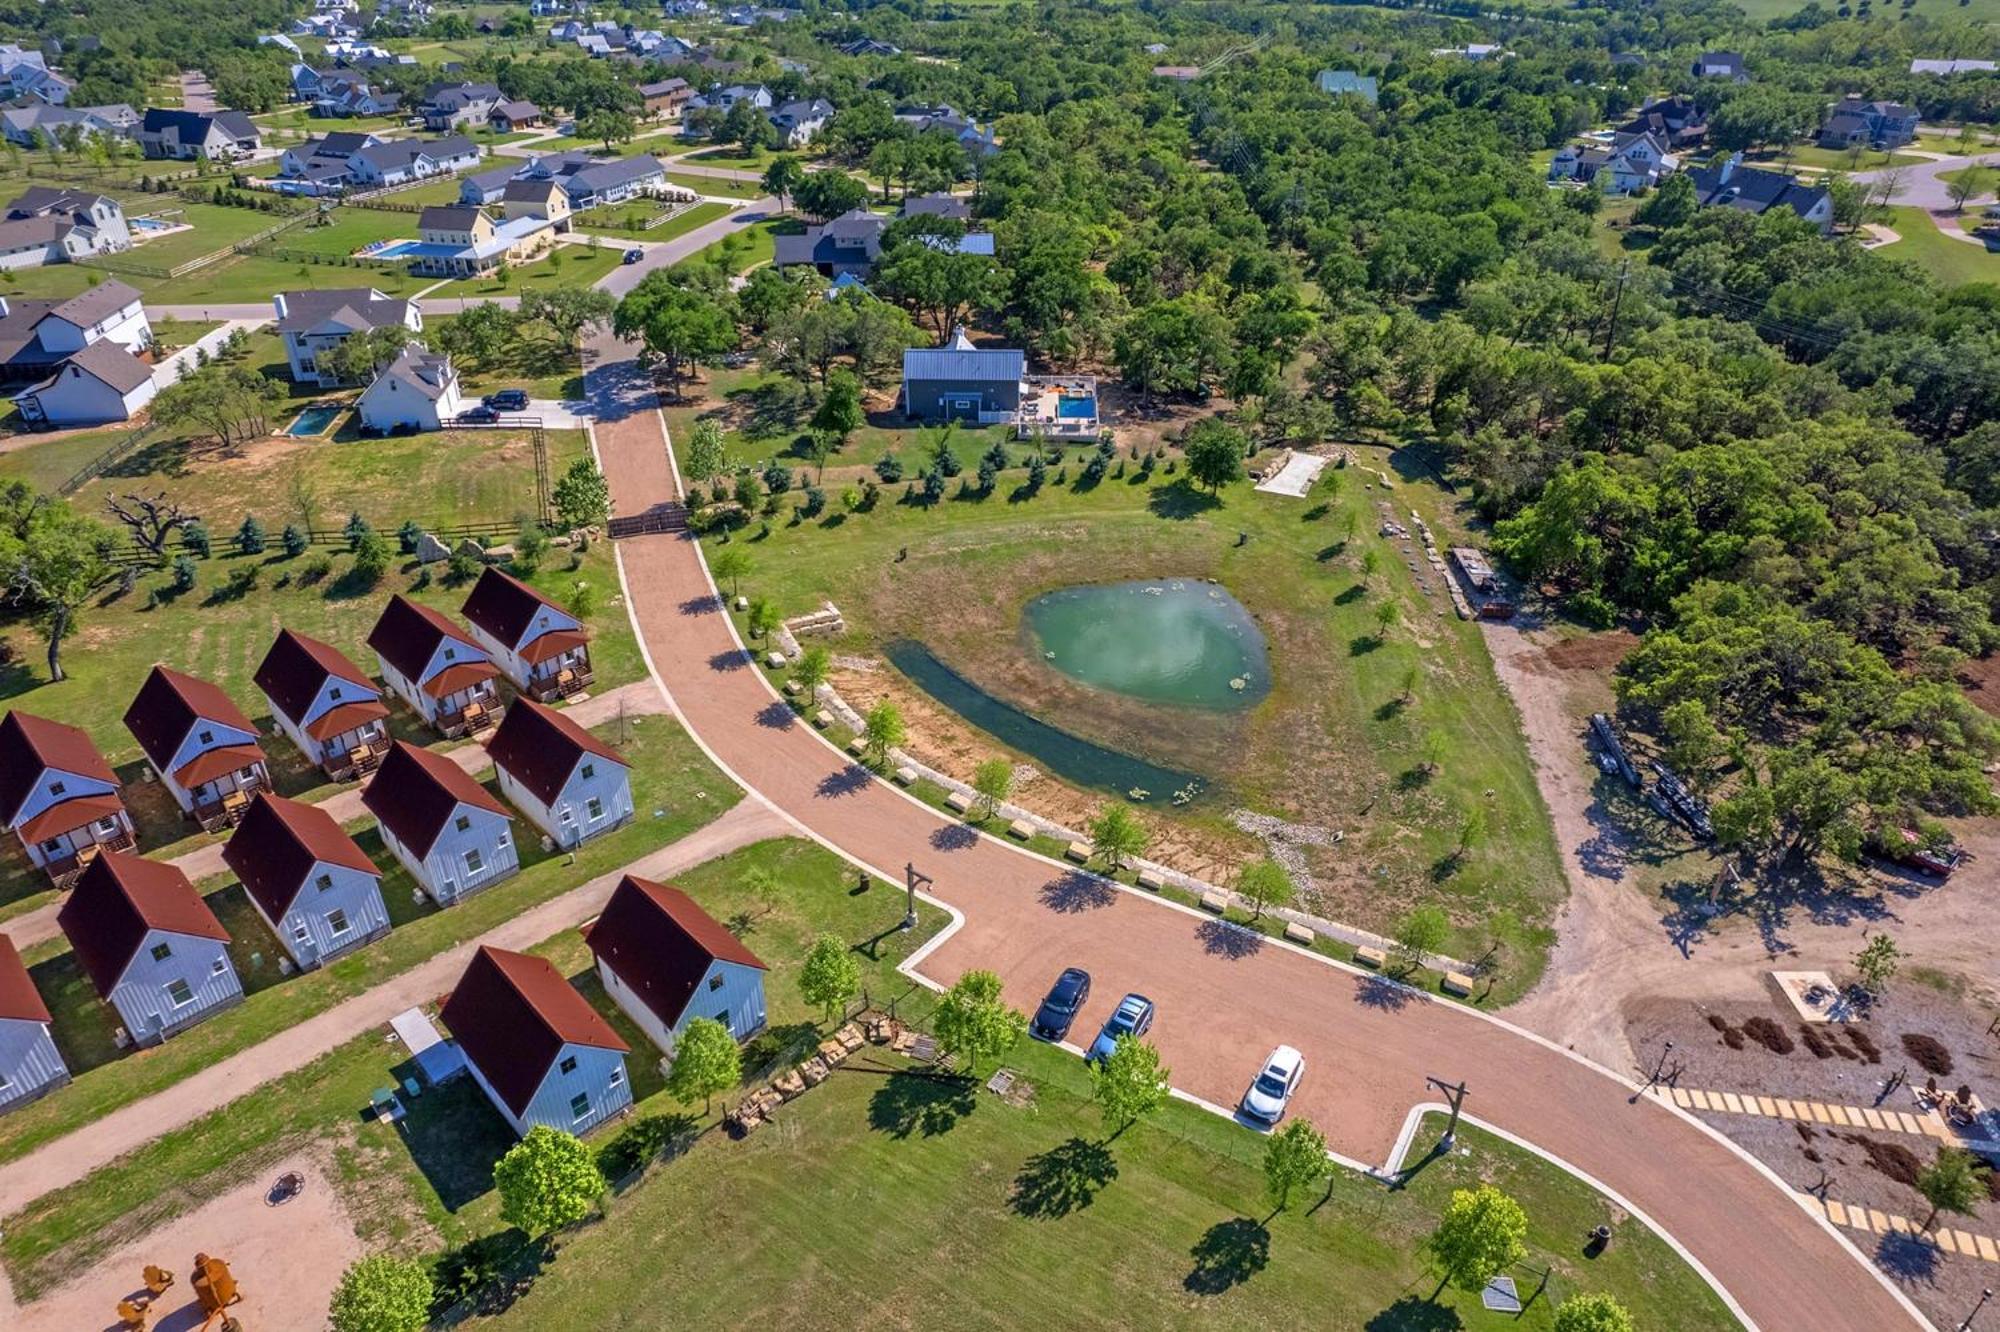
[1803,1194,2000,1264]
[2,680,667,950]
[583,335,1931,1330]
[148,317,268,389]
[0,797,789,1214]
[1665,1086,1953,1139]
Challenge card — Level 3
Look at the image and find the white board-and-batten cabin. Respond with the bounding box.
[361,740,518,905]
[253,628,391,781]
[460,568,594,702]
[56,850,240,1046]
[122,665,271,830]
[0,709,136,885]
[366,595,502,739]
[0,934,67,1112]
[584,875,767,1058]
[485,698,632,851]
[221,792,389,971]
[440,944,631,1136]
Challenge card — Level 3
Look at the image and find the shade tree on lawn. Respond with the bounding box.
[495,1126,605,1236]
[972,758,1013,817]
[1552,1294,1633,1332]
[863,699,906,764]
[1090,1034,1169,1140]
[1182,418,1247,493]
[797,933,861,1023]
[0,485,125,683]
[1089,803,1148,873]
[932,968,1026,1074]
[667,1016,741,1113]
[792,168,869,222]
[614,270,738,397]
[761,154,805,213]
[553,458,613,530]
[1425,1184,1528,1301]
[874,216,1009,344]
[684,419,728,486]
[1263,1118,1331,1211]
[520,287,617,347]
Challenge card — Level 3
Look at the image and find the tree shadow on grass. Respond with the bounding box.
[930,822,978,851]
[1874,1231,1943,1285]
[1334,583,1367,605]
[1196,917,1264,959]
[1350,634,1384,656]
[1396,766,1433,792]
[1317,541,1349,563]
[1040,870,1116,913]
[1010,1136,1119,1219]
[1364,1296,1464,1332]
[867,1069,977,1140]
[396,1073,516,1213]
[1183,1217,1270,1295]
[816,763,872,799]
[1148,480,1221,520]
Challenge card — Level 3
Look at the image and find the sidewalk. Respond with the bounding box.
[149,317,269,389]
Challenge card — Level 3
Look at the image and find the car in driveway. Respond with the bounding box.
[1085,992,1154,1063]
[483,388,528,412]
[1030,967,1090,1042]
[456,404,499,424]
[1240,1044,1305,1126]
[622,248,645,264]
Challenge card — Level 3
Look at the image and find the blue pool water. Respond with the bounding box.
[288,405,342,436]
[368,240,457,259]
[1056,394,1096,419]
[130,216,175,233]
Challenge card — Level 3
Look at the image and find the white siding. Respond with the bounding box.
[263,693,326,767]
[247,859,390,969]
[109,927,242,1045]
[373,653,436,725]
[20,366,155,426]
[466,603,581,691]
[0,1017,68,1111]
[162,717,257,785]
[7,764,117,833]
[496,756,630,849]
[378,802,517,905]
[520,1041,630,1136]
[597,956,674,1053]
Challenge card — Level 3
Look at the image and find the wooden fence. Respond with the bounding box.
[78,208,318,279]
[56,423,160,496]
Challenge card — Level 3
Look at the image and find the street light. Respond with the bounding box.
[1426,1075,1469,1152]
[1961,1287,1994,1332]
[902,862,931,932]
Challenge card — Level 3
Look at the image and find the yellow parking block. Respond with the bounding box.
[1809,1103,1833,1124]
[1687,1089,1713,1111]
[1977,1234,2000,1263]
[1823,1199,1846,1225]
[1858,1108,1885,1131]
[1755,1095,1780,1116]
[1869,1209,1892,1233]
[1773,1098,1797,1119]
[1670,1087,1693,1108]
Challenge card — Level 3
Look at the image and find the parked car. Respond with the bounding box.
[484,388,528,412]
[1239,1045,1305,1125]
[457,404,499,424]
[622,248,645,264]
[1085,992,1154,1063]
[1030,967,1091,1042]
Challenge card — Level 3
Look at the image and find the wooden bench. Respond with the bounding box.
[764,650,786,669]
[1355,945,1387,969]
[846,737,868,757]
[813,710,832,729]
[1283,921,1314,946]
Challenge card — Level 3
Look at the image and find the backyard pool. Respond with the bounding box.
[287,404,343,436]
[1025,579,1269,710]
[1056,394,1096,419]
[362,240,455,259]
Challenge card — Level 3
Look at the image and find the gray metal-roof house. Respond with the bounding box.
[903,327,1024,423]
[773,208,887,278]
[1684,154,1832,234]
[1316,70,1378,104]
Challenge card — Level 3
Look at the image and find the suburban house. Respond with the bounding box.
[1152,65,1200,81]
[687,82,771,117]
[902,191,970,222]
[558,155,669,208]
[275,129,382,194]
[441,945,631,1136]
[253,626,392,779]
[312,74,402,119]
[839,37,900,57]
[1912,58,1997,75]
[136,108,261,161]
[1684,154,1833,233]
[1315,69,1378,104]
[0,280,151,383]
[0,710,136,885]
[56,851,241,1046]
[418,81,504,131]
[368,594,500,737]
[499,179,572,232]
[1,103,137,149]
[0,936,67,1112]
[488,100,545,132]
[487,699,632,849]
[770,97,834,147]
[272,287,422,387]
[774,208,887,278]
[363,741,518,904]
[222,793,389,971]
[0,44,73,104]
[460,567,594,700]
[11,338,155,426]
[342,135,480,188]
[894,103,998,156]
[1618,96,1707,149]
[1692,51,1748,82]
[1817,96,1919,151]
[123,665,271,830]
[639,78,693,119]
[903,326,1024,422]
[584,875,767,1056]
[1548,130,1673,194]
[405,203,558,280]
[356,342,466,432]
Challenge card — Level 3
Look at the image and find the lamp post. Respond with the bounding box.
[1427,1076,1469,1152]
[1960,1287,1993,1332]
[902,862,931,932]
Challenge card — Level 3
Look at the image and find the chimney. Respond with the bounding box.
[272,292,288,320]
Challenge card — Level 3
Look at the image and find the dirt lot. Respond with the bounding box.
[1625,988,2000,1332]
[9,1157,358,1331]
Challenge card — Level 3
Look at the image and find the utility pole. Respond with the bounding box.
[1427,1076,1469,1151]
[1602,258,1630,360]
[902,862,932,932]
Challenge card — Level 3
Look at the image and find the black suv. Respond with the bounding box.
[484,389,528,412]
[1030,967,1091,1042]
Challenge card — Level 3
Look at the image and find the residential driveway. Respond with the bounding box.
[149,317,268,389]
[1852,150,2000,210]
[582,332,1930,1332]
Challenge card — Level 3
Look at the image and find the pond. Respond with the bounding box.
[1024,579,1270,711]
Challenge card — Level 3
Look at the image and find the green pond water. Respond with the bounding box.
[1024,579,1270,711]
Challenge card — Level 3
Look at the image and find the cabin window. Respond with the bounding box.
[328,909,350,935]
[316,873,333,891]
[47,780,65,797]
[559,1054,578,1075]
[329,686,343,701]
[443,647,456,661]
[292,920,311,944]
[40,839,62,855]
[707,973,725,992]
[463,847,484,874]
[586,797,604,822]
[150,942,173,962]
[580,763,595,781]
[96,817,120,833]
[198,729,213,744]
[211,957,228,976]
[569,1091,590,1120]
[165,979,195,1007]
[608,1067,623,1089]
[454,814,471,833]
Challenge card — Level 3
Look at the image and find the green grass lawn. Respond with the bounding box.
[1875,205,2000,286]
[147,317,224,352]
[439,318,587,401]
[111,202,302,269]
[0,717,736,1198]
[573,199,731,242]
[1746,143,1923,173]
[693,446,1566,995]
[418,241,623,300]
[666,170,765,199]
[679,145,776,170]
[0,425,139,493]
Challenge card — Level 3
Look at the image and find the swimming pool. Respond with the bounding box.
[287,404,343,436]
[130,216,175,233]
[366,240,427,258]
[1057,394,1097,420]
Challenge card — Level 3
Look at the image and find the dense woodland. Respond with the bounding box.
[4,0,1998,866]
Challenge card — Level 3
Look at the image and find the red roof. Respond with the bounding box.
[484,699,625,806]
[585,876,765,1030]
[519,629,590,667]
[367,595,485,684]
[461,567,581,653]
[360,741,510,857]
[0,935,49,1025]
[173,743,267,791]
[122,665,259,772]
[303,699,391,743]
[18,792,126,845]
[56,850,229,997]
[253,628,377,727]
[0,710,119,826]
[420,660,500,700]
[221,793,378,921]
[440,945,626,1115]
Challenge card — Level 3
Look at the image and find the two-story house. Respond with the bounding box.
[1692,51,1748,82]
[122,665,271,830]
[460,568,593,700]
[0,710,135,885]
[347,134,481,188]
[0,936,67,1112]
[253,626,391,779]
[639,79,692,121]
[136,108,261,161]
[769,98,833,147]
[367,594,500,736]
[57,851,241,1046]
[0,280,150,383]
[486,700,632,850]
[271,288,422,388]
[418,81,504,132]
[362,741,518,904]
[1818,96,1920,151]
[498,179,572,232]
[1548,130,1673,195]
[355,342,466,432]
[584,875,767,1057]
[773,208,888,278]
[1684,154,1833,234]
[442,945,631,1136]
[12,338,156,427]
[222,793,389,971]
[405,203,557,281]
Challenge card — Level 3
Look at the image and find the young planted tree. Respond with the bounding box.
[328,1254,434,1332]
[798,933,861,1023]
[863,699,906,764]
[1425,1184,1528,1301]
[683,418,728,487]
[932,968,1026,1074]
[1392,904,1450,975]
[709,546,751,598]
[1948,165,1989,214]
[494,1126,605,1235]
[1852,933,1901,996]
[1182,418,1246,493]
[667,1016,741,1113]
[972,758,1013,818]
[1551,1293,1634,1332]
[1374,599,1398,642]
[1263,1118,1331,1211]
[1235,857,1296,920]
[794,644,831,698]
[746,596,780,639]
[1915,1147,1983,1231]
[1090,1035,1169,1139]
[811,368,864,449]
[1089,804,1149,873]
[1420,728,1448,775]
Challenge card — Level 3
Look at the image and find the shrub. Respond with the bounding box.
[1847,1027,1881,1063]
[447,548,482,584]
[762,462,792,495]
[169,555,197,593]
[351,530,391,585]
[874,453,904,483]
[397,519,423,554]
[801,486,825,518]
[236,514,266,555]
[343,511,372,552]
[181,520,210,558]
[300,554,334,586]
[281,523,308,558]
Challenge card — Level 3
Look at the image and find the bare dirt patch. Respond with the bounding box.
[1541,629,1640,673]
[1959,652,2000,718]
